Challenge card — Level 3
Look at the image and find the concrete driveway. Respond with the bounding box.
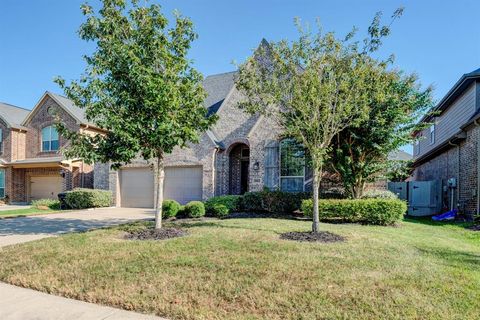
[0,207,154,247]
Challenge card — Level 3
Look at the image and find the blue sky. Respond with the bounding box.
[1,0,479,152]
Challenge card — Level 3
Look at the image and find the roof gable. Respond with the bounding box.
[203,71,237,115]
[0,102,30,129]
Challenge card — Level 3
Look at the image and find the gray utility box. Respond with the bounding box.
[407,180,442,216]
[388,182,408,201]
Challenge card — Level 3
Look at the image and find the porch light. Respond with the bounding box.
[253,161,260,171]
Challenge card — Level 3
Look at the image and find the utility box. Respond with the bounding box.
[388,182,408,201]
[408,180,442,216]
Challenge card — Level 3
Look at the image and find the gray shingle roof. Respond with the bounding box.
[388,150,412,161]
[0,102,30,129]
[203,71,237,115]
[47,92,93,125]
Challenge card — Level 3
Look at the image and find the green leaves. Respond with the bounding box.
[56,0,216,167]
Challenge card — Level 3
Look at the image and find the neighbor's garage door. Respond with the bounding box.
[120,167,154,208]
[164,166,203,205]
[30,175,63,201]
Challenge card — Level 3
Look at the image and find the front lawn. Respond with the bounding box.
[0,217,479,319]
[0,208,59,219]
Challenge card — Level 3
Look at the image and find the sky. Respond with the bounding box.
[1,0,480,152]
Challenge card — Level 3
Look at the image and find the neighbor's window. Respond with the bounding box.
[429,124,435,145]
[280,138,305,192]
[42,126,59,151]
[0,169,5,198]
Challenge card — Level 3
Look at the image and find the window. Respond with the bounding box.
[0,128,3,154]
[0,169,5,198]
[429,124,435,145]
[42,126,59,151]
[280,138,305,192]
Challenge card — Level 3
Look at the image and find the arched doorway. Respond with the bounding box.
[229,143,250,194]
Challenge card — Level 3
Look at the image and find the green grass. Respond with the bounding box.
[0,208,59,218]
[0,217,479,319]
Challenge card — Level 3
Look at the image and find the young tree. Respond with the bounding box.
[330,70,433,198]
[236,11,404,233]
[55,0,216,229]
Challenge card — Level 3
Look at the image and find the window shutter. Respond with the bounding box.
[264,140,279,190]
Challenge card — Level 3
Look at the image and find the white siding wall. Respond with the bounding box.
[417,83,476,156]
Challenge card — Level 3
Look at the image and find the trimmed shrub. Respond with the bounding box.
[64,188,112,209]
[205,195,243,215]
[360,189,398,200]
[301,198,407,226]
[31,199,61,210]
[184,201,205,218]
[212,204,229,218]
[162,199,181,218]
[243,190,311,214]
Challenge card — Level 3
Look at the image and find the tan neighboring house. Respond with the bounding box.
[412,67,480,216]
[0,92,103,203]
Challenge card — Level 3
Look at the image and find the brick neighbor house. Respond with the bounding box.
[412,67,480,216]
[0,92,103,203]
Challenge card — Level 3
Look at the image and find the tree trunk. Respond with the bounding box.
[154,155,165,229]
[352,179,365,199]
[312,166,322,233]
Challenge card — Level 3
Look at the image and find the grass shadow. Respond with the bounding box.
[416,246,480,268]
[404,216,473,228]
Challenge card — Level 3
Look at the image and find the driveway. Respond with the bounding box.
[0,207,154,247]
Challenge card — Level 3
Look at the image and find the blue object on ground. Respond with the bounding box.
[432,209,457,221]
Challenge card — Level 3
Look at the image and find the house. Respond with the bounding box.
[94,68,314,207]
[0,92,103,203]
[412,67,480,216]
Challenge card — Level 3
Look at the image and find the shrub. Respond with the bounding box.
[162,199,181,218]
[205,195,243,215]
[301,198,406,226]
[360,189,398,200]
[243,190,311,214]
[64,188,112,209]
[184,201,205,218]
[31,199,61,210]
[211,204,229,218]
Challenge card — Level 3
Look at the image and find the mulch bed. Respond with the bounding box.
[467,225,480,231]
[280,231,345,243]
[124,228,188,240]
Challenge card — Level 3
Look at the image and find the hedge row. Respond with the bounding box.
[64,188,112,209]
[301,198,406,225]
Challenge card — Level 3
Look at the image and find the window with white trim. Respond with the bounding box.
[0,169,5,198]
[429,124,435,145]
[279,138,305,192]
[42,126,59,151]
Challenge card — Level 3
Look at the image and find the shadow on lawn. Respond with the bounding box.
[404,216,473,228]
[416,246,480,268]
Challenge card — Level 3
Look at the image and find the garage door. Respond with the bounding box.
[30,175,63,201]
[164,166,203,204]
[120,167,154,208]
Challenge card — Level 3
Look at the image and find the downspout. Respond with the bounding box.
[212,147,219,197]
[448,140,460,210]
[475,119,480,214]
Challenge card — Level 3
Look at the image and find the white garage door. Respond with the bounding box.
[30,175,63,201]
[164,166,203,205]
[120,167,154,208]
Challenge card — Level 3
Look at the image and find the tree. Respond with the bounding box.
[385,159,414,182]
[236,12,406,233]
[330,69,433,198]
[55,0,216,229]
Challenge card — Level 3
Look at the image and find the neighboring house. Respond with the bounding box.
[412,67,480,216]
[0,92,103,203]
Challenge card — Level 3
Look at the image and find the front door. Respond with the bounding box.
[240,160,249,194]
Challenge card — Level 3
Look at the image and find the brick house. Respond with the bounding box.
[412,67,480,216]
[0,92,102,203]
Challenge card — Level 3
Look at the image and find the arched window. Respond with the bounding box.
[279,138,305,192]
[41,126,59,151]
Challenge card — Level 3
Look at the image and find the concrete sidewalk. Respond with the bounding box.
[0,282,165,319]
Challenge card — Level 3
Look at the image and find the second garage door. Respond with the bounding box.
[164,166,203,205]
[120,167,155,208]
